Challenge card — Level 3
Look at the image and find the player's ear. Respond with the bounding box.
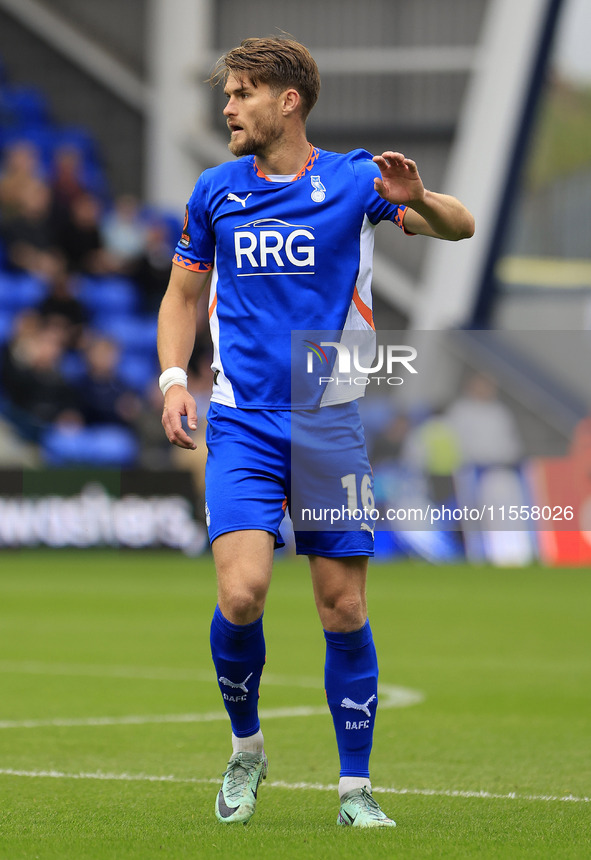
[281,88,301,117]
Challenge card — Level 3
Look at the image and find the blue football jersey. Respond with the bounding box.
[173,146,410,408]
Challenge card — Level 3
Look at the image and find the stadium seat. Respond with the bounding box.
[0,272,47,310]
[0,125,105,189]
[0,85,49,126]
[77,276,140,318]
[59,350,87,384]
[0,309,16,343]
[117,352,158,393]
[141,207,183,248]
[42,424,139,467]
[94,314,159,354]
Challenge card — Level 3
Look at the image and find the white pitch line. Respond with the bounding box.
[0,708,328,729]
[0,768,588,805]
[0,684,423,730]
[0,661,415,693]
[0,660,209,683]
[0,663,423,731]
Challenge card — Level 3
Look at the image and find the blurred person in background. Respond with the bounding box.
[0,310,79,438]
[100,193,147,271]
[75,334,141,430]
[55,191,107,275]
[169,352,215,499]
[134,379,176,470]
[400,408,462,504]
[36,258,89,350]
[370,412,412,468]
[445,373,522,468]
[131,217,176,314]
[49,144,89,233]
[0,177,59,278]
[0,140,44,222]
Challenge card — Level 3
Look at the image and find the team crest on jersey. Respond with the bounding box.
[310,175,326,203]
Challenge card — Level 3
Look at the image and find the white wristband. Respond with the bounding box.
[159,366,188,396]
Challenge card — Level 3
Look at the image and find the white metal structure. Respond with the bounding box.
[412,0,558,329]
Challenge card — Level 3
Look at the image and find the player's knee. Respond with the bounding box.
[317,593,366,632]
[218,583,267,625]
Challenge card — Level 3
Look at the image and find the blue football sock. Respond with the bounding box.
[210,605,266,738]
[324,620,378,778]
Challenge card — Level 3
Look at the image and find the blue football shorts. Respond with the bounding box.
[204,400,375,557]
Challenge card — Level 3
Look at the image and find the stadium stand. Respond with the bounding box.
[0,57,210,468]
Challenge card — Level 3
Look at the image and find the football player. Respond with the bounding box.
[158,36,474,828]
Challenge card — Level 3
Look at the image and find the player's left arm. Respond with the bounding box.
[373,151,475,241]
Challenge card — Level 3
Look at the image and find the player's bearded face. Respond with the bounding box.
[225,77,284,158]
[227,103,283,157]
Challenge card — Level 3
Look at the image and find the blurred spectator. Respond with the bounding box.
[0,310,80,438]
[401,409,462,503]
[370,413,411,466]
[100,194,147,269]
[0,140,44,221]
[74,335,142,428]
[55,191,107,275]
[0,177,59,277]
[134,380,175,470]
[187,298,214,372]
[445,373,522,467]
[49,144,89,233]
[131,218,174,313]
[36,260,89,349]
[170,353,214,496]
[0,85,214,469]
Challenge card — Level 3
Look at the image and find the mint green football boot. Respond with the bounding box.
[215,751,268,824]
[337,787,396,828]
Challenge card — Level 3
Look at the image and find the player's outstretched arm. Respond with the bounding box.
[373,151,475,241]
[158,263,211,449]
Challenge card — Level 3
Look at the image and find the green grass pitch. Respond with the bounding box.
[0,549,589,859]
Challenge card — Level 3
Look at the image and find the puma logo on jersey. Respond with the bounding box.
[218,672,253,693]
[340,694,376,717]
[227,192,252,208]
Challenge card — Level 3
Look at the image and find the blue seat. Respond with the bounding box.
[0,85,49,125]
[42,424,139,467]
[118,352,158,393]
[141,207,183,248]
[0,127,106,195]
[78,277,139,318]
[54,126,100,164]
[0,308,16,343]
[0,272,47,310]
[95,314,158,354]
[60,350,87,383]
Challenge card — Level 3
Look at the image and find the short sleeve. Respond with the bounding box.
[172,174,215,272]
[350,151,413,234]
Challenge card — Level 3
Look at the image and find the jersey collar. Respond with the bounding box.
[253,144,320,182]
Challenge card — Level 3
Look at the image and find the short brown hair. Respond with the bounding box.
[210,36,320,120]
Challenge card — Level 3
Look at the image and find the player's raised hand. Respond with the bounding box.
[373,151,425,206]
[161,386,198,450]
